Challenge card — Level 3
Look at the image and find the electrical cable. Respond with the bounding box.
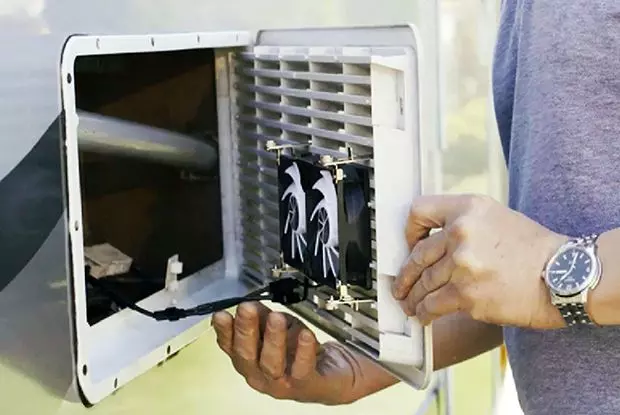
[86,272,310,322]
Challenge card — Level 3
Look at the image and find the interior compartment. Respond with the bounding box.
[73,49,223,325]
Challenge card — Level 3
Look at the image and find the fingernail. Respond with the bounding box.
[399,301,413,317]
[267,313,285,330]
[392,281,402,299]
[300,330,313,343]
[237,303,255,319]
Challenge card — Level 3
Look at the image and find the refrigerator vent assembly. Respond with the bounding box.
[236,26,434,388]
[59,25,435,405]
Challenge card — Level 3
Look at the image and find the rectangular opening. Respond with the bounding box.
[74,49,224,325]
[61,33,254,403]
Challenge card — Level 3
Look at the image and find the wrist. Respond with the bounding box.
[536,232,571,329]
[539,231,611,328]
[315,342,397,405]
[585,230,618,325]
[321,341,398,404]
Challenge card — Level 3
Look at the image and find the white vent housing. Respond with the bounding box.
[235,26,433,388]
[59,26,435,404]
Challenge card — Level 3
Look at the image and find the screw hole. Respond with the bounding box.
[67,73,72,84]
[82,365,88,375]
[166,346,171,355]
[74,221,79,231]
[150,37,155,47]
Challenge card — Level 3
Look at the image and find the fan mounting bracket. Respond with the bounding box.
[324,285,375,311]
[270,264,299,278]
[270,254,300,278]
[319,155,373,183]
[265,140,311,163]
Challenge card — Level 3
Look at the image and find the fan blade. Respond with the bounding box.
[284,211,291,234]
[327,247,337,277]
[322,247,328,280]
[296,234,305,261]
[314,230,321,256]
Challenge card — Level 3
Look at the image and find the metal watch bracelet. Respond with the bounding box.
[557,233,599,327]
[558,303,594,326]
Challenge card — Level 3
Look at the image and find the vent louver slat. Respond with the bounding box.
[238,115,373,148]
[239,51,372,65]
[241,67,371,86]
[238,84,371,106]
[239,99,372,127]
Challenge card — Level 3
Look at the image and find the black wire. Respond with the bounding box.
[86,275,157,319]
[86,273,310,322]
[185,294,268,316]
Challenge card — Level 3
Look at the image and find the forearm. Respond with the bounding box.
[348,312,503,400]
[432,311,503,370]
[586,228,620,325]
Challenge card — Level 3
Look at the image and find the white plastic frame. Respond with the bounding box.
[60,31,252,404]
[252,24,434,389]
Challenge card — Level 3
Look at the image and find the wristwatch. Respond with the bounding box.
[542,234,602,326]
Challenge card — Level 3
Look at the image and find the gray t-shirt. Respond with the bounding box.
[493,0,620,413]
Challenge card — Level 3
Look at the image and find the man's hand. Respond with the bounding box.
[212,302,395,405]
[392,194,568,329]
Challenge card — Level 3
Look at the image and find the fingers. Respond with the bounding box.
[249,300,278,319]
[290,329,318,381]
[393,230,447,300]
[212,300,321,401]
[405,195,473,248]
[414,283,462,325]
[259,312,288,379]
[212,302,271,359]
[231,303,265,378]
[401,254,455,315]
[212,311,234,355]
[213,302,316,377]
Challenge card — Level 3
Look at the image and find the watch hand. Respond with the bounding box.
[557,252,579,283]
[558,257,577,283]
[558,270,572,283]
[569,251,578,271]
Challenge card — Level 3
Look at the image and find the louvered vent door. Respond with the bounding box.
[234,25,433,390]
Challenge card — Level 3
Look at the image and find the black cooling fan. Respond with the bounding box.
[277,155,372,290]
[278,156,311,274]
[336,163,372,289]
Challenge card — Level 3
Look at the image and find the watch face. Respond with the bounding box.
[546,247,595,296]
